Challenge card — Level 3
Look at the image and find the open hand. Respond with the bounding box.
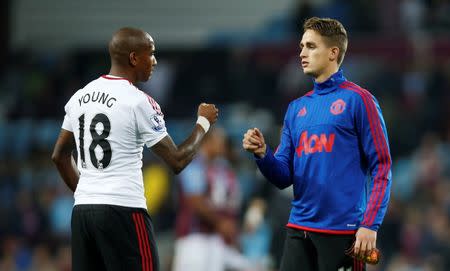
[346,227,380,265]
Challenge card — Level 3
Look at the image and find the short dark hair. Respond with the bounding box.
[303,17,348,65]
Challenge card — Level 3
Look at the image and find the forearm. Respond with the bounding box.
[53,155,79,192]
[361,137,391,230]
[256,147,292,189]
[360,174,391,230]
[174,125,206,171]
[152,125,206,174]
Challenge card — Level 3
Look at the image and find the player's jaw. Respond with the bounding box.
[301,60,321,78]
[147,57,157,80]
[300,54,324,78]
[147,61,156,80]
[140,57,156,81]
[300,52,330,80]
[145,65,154,81]
[301,61,313,75]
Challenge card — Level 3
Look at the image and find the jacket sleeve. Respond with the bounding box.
[255,104,294,189]
[355,92,392,231]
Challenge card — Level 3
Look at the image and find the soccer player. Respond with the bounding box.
[51,27,218,271]
[242,17,391,271]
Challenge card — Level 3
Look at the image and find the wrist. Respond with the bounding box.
[196,116,210,132]
[358,225,378,232]
[255,145,267,159]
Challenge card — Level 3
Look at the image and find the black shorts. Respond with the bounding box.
[71,204,159,271]
[280,227,366,271]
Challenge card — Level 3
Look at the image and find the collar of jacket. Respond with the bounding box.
[313,69,346,95]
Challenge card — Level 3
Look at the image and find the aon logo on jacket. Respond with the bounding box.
[296,131,335,157]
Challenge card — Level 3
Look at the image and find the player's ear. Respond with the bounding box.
[129,51,138,67]
[329,47,339,62]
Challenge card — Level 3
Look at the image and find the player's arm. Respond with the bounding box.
[255,126,293,189]
[243,106,294,189]
[151,126,207,174]
[353,92,392,258]
[151,103,218,174]
[355,94,392,231]
[52,129,79,192]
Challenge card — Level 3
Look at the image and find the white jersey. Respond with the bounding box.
[61,75,168,209]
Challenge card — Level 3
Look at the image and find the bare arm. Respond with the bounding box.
[151,103,218,174]
[51,129,79,192]
[151,124,206,174]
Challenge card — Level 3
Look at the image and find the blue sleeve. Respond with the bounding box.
[355,93,392,231]
[178,161,207,195]
[255,105,294,189]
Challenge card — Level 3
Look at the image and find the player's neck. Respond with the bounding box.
[314,65,339,83]
[108,67,137,84]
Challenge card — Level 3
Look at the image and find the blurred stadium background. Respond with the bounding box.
[0,0,449,270]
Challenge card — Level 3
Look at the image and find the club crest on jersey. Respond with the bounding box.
[151,115,165,131]
[330,99,346,115]
[297,107,307,117]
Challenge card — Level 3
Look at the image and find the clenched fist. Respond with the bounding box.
[198,103,219,125]
[242,128,266,158]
